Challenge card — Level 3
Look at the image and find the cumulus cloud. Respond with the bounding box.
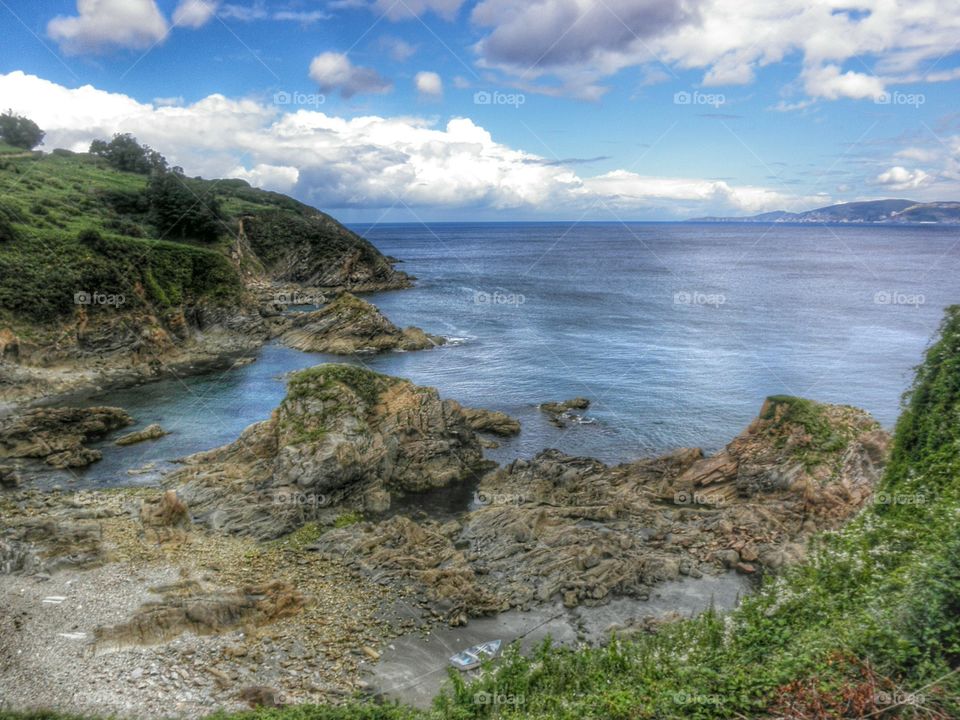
[414,71,443,98]
[469,0,960,102]
[801,64,886,101]
[47,0,169,54]
[874,166,932,191]
[172,0,219,28]
[0,70,836,217]
[308,52,392,98]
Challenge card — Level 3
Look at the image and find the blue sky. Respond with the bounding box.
[1,0,959,221]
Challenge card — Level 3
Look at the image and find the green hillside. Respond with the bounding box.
[0,148,401,328]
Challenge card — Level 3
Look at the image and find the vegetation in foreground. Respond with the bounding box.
[4,307,959,718]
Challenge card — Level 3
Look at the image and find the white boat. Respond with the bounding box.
[449,639,503,671]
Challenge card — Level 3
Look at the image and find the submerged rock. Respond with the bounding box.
[167,364,488,538]
[0,406,133,468]
[540,397,592,427]
[115,423,168,446]
[281,293,444,354]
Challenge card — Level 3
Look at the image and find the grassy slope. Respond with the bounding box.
[3,310,959,719]
[0,150,389,329]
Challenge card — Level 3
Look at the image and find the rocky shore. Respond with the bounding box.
[0,353,891,717]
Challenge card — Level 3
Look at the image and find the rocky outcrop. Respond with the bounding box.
[280,293,444,354]
[241,210,412,292]
[166,365,488,538]
[0,406,133,468]
[115,423,168,446]
[317,397,889,615]
[540,397,591,427]
[460,407,521,437]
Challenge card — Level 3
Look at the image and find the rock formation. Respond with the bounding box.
[315,396,889,615]
[0,406,133,468]
[280,293,444,354]
[167,365,488,538]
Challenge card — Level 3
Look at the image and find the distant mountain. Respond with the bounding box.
[690,199,960,224]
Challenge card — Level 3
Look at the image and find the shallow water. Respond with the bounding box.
[369,572,752,708]
[23,221,960,490]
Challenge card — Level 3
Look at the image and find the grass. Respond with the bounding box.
[0,150,386,326]
[285,364,397,408]
[761,395,867,470]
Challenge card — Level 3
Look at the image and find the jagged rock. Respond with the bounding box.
[460,407,521,436]
[167,365,487,538]
[0,406,133,468]
[281,293,444,354]
[321,397,889,614]
[540,397,592,427]
[115,423,168,446]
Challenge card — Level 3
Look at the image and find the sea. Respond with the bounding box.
[47,222,960,489]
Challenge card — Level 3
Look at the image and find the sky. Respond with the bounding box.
[1,0,959,221]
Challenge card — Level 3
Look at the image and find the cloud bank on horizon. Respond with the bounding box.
[2,0,959,219]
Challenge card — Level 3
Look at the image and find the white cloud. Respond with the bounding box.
[228,163,300,191]
[801,64,885,101]
[414,71,443,98]
[47,0,169,54]
[308,52,392,98]
[172,0,219,28]
[0,70,837,218]
[469,0,960,102]
[874,166,932,191]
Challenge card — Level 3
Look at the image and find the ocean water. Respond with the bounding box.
[47,222,960,489]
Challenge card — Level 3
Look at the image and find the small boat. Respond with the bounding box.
[448,639,503,671]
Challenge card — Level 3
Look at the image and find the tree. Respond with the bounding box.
[146,172,222,243]
[0,111,45,150]
[89,133,167,174]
